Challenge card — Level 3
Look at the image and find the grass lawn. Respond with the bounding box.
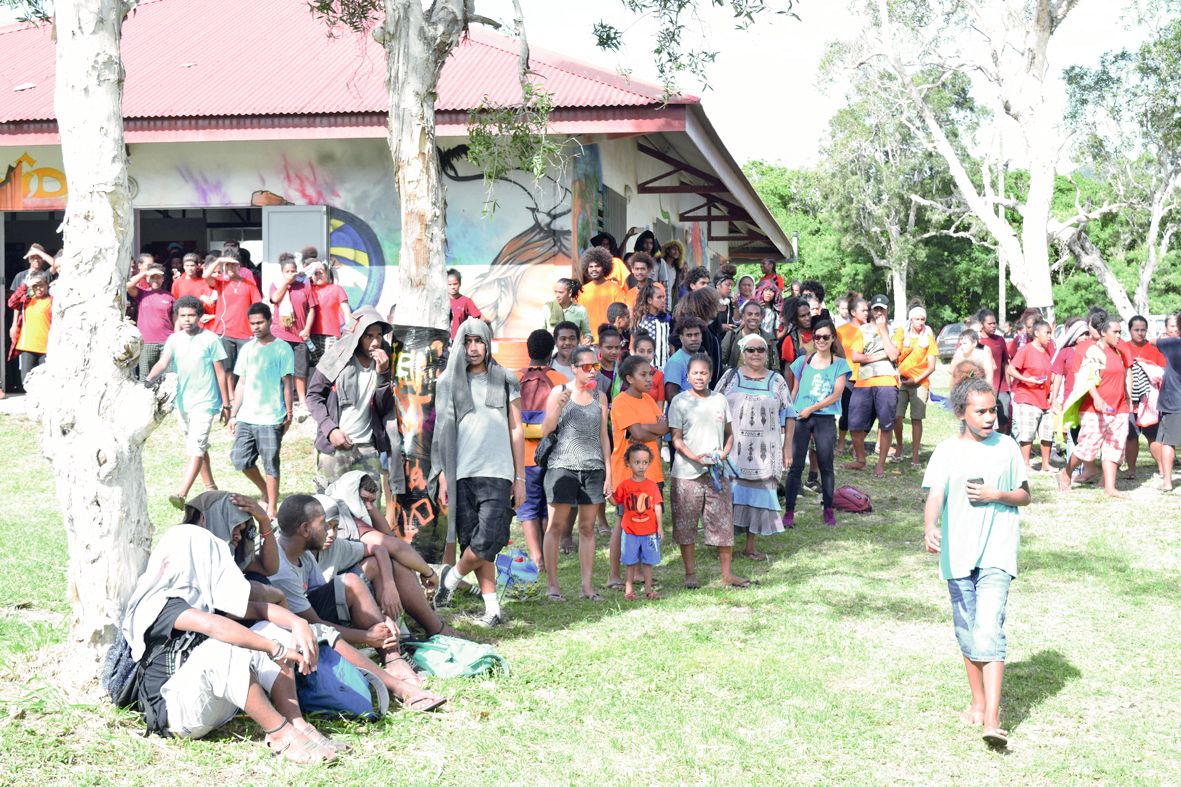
[0,380,1179,784]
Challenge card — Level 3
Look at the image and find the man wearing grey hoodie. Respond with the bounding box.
[428,318,525,627]
[306,307,405,501]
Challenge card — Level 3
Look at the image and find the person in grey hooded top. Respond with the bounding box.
[306,306,405,499]
[428,317,525,627]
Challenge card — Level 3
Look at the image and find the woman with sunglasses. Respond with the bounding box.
[784,319,852,527]
[715,333,795,560]
[540,347,612,602]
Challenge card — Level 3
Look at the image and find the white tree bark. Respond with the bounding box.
[890,264,908,322]
[1064,230,1136,320]
[376,0,468,330]
[24,0,173,691]
[1134,179,1179,315]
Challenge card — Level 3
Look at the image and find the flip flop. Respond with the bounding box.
[266,728,337,765]
[606,579,626,590]
[168,494,186,510]
[580,592,605,602]
[624,591,637,601]
[722,578,752,588]
[742,551,767,562]
[546,592,566,602]
[403,690,447,713]
[302,727,351,752]
[645,591,662,600]
[982,728,1008,747]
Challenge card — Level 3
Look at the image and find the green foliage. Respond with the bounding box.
[594,1,799,97]
[0,0,50,23]
[306,0,381,32]
[466,81,564,213]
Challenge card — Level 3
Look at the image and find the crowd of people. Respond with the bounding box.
[8,232,1181,758]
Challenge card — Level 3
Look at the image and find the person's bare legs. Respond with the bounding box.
[269,663,345,749]
[892,419,905,460]
[982,660,1006,735]
[521,517,544,569]
[577,503,600,597]
[543,503,573,597]
[679,542,697,587]
[199,453,216,489]
[295,375,308,410]
[910,419,923,464]
[177,455,204,499]
[442,541,456,566]
[1039,440,1052,470]
[332,638,442,707]
[960,656,985,725]
[339,569,419,683]
[1058,453,1083,491]
[846,431,867,468]
[608,523,623,587]
[1101,459,1127,498]
[242,465,268,497]
[718,546,748,586]
[1158,443,1176,491]
[874,428,892,477]
[624,563,637,599]
[642,564,656,597]
[389,561,457,638]
[243,674,334,762]
[265,474,279,519]
[1019,441,1033,470]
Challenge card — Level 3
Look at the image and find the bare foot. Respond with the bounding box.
[1057,469,1072,491]
[722,575,751,588]
[1104,490,1130,500]
[683,574,700,589]
[1122,469,1136,481]
[843,461,866,471]
[959,706,984,726]
[873,465,886,478]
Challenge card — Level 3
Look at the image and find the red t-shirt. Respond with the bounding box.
[1050,345,1076,406]
[978,332,1010,393]
[172,275,209,301]
[449,294,483,339]
[310,283,349,337]
[1010,343,1052,410]
[612,477,663,536]
[268,281,319,344]
[135,289,176,345]
[1075,341,1132,414]
[209,276,261,340]
[1128,340,1166,367]
[757,273,785,293]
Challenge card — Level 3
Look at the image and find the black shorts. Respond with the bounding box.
[838,386,853,431]
[454,477,513,562]
[997,391,1013,429]
[221,336,250,378]
[544,466,606,506]
[1157,411,1181,447]
[848,386,897,432]
[1127,416,1158,443]
[307,578,350,625]
[286,340,309,379]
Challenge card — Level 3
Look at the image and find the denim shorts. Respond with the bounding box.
[947,567,1012,662]
[621,532,661,566]
[515,465,548,521]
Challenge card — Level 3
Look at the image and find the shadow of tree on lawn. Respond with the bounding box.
[1004,649,1081,731]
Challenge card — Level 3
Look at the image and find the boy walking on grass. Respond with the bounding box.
[922,377,1031,748]
[614,443,664,601]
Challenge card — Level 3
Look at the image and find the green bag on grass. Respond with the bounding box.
[403,635,509,679]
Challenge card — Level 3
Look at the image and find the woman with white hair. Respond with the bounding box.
[892,305,937,467]
[715,332,795,559]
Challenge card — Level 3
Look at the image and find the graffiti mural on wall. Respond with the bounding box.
[570,144,602,257]
[439,145,573,341]
[0,152,67,210]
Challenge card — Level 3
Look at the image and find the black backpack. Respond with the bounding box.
[101,636,141,709]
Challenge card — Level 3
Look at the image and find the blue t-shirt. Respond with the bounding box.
[164,329,227,415]
[234,337,295,425]
[790,355,853,416]
[663,348,692,394]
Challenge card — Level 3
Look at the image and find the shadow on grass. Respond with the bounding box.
[1004,648,1081,731]
[820,591,944,623]
[1021,548,1175,601]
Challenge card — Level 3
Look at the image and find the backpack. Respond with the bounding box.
[101,636,141,709]
[833,485,872,513]
[519,367,557,441]
[296,643,389,720]
[402,635,509,679]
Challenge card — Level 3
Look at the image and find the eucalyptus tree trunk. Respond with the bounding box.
[24,0,173,691]
[375,0,467,330]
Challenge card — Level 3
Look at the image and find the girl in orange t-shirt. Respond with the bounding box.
[606,354,669,589]
[12,274,52,387]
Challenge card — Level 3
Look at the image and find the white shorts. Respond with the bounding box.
[177,408,216,457]
[162,621,286,739]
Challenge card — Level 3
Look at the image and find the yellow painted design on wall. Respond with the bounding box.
[0,152,68,210]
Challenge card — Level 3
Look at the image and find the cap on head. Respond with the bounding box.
[870,294,889,311]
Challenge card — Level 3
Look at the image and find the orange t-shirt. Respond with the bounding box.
[607,258,630,290]
[520,369,568,468]
[836,322,861,379]
[610,391,664,485]
[612,477,663,536]
[894,327,935,388]
[847,326,898,388]
[17,297,52,354]
[581,279,628,340]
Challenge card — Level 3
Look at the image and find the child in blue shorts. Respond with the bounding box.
[613,443,664,600]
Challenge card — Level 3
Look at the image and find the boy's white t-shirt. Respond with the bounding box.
[921,432,1026,581]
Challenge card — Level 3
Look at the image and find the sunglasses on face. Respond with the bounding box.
[575,362,601,372]
[814,334,833,341]
[743,347,767,354]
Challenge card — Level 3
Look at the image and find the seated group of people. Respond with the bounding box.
[120,473,457,764]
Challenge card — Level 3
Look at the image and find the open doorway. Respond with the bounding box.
[137,207,263,271]
[3,210,63,393]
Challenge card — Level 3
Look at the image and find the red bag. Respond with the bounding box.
[833,485,872,513]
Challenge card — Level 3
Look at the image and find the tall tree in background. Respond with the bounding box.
[819,68,979,317]
[1062,18,1181,318]
[15,0,174,691]
[839,0,1115,319]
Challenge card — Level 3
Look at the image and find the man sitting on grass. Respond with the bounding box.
[922,377,1030,749]
[270,494,446,711]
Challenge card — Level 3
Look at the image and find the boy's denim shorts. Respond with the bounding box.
[947,567,1012,662]
[621,532,661,566]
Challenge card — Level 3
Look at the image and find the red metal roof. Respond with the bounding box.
[0,0,695,124]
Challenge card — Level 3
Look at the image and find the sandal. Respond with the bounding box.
[168,494,186,510]
[722,577,752,588]
[546,591,566,602]
[301,726,351,752]
[624,591,637,601]
[402,689,447,713]
[645,591,661,600]
[982,727,1009,747]
[580,592,604,602]
[742,551,767,562]
[265,721,337,765]
[606,578,626,590]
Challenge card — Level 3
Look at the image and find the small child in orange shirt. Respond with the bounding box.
[613,443,664,600]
